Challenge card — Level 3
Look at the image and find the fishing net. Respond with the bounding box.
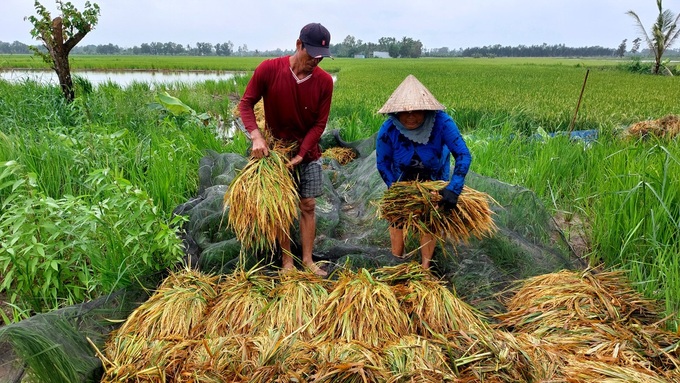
[0,129,586,382]
[0,286,151,383]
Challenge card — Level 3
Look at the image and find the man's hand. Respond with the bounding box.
[286,155,303,169]
[438,189,459,212]
[250,130,269,159]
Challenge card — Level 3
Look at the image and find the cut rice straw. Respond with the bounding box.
[224,143,299,257]
[253,269,331,340]
[378,181,498,246]
[314,268,410,347]
[322,146,357,165]
[199,267,273,337]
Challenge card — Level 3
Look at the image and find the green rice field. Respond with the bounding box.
[1,54,679,329]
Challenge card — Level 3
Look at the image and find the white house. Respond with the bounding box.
[372,51,391,58]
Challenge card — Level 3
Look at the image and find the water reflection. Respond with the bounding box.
[0,69,239,88]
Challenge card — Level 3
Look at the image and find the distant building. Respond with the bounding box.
[354,54,365,59]
[373,51,391,58]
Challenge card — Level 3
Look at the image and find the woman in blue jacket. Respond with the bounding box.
[376,75,471,269]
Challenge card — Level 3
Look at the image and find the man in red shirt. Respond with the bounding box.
[238,22,334,276]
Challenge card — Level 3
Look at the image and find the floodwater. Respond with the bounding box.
[0,69,239,88]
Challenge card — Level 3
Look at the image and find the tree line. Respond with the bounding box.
[5,38,675,58]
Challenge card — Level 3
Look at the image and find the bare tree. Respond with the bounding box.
[25,1,101,102]
[627,0,680,74]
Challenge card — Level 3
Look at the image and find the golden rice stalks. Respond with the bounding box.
[507,332,567,382]
[494,269,680,378]
[253,269,331,340]
[497,269,662,333]
[224,148,299,255]
[232,99,267,132]
[178,335,259,383]
[115,269,218,340]
[248,329,317,383]
[100,336,197,383]
[382,335,455,382]
[373,262,434,285]
[625,114,680,140]
[562,357,671,383]
[199,267,273,337]
[404,278,494,339]
[378,181,498,245]
[372,263,435,308]
[314,268,411,347]
[310,340,389,383]
[322,146,357,165]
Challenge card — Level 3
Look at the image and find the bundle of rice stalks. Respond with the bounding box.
[372,263,434,305]
[491,331,562,383]
[310,340,389,383]
[253,269,331,340]
[378,181,497,245]
[224,146,299,256]
[373,262,433,285]
[199,267,273,337]
[625,114,680,139]
[496,269,662,334]
[99,335,197,383]
[314,268,411,347]
[115,269,218,339]
[248,329,317,383]
[403,277,493,339]
[382,335,455,382]
[322,146,357,165]
[562,357,671,383]
[178,335,259,383]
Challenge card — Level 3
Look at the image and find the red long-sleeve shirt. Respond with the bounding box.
[238,56,333,162]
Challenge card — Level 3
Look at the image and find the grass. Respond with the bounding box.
[1,55,680,330]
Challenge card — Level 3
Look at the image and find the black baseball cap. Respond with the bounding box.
[299,23,332,58]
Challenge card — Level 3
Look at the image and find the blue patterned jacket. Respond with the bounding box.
[376,110,471,194]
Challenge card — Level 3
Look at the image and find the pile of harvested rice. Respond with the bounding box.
[382,335,455,382]
[198,267,273,337]
[253,269,331,340]
[625,114,680,139]
[97,265,680,382]
[379,181,498,244]
[321,146,357,165]
[313,268,411,347]
[310,340,388,382]
[495,268,680,382]
[231,99,266,132]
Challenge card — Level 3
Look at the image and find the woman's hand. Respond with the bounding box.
[438,188,459,212]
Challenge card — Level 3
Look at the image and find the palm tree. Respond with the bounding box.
[627,0,680,74]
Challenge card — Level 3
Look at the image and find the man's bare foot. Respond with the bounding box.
[304,262,328,277]
[281,262,295,273]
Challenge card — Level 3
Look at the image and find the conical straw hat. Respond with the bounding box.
[378,74,445,114]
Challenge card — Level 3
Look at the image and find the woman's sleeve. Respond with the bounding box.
[376,122,396,188]
[441,114,471,195]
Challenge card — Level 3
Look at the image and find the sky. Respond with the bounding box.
[1,0,664,51]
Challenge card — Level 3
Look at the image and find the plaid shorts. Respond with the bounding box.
[296,159,323,198]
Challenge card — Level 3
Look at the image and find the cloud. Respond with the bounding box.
[1,0,664,50]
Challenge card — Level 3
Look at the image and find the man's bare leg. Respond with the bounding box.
[420,234,436,269]
[299,197,326,276]
[280,234,295,271]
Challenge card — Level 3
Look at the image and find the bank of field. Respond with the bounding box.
[1,56,679,329]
